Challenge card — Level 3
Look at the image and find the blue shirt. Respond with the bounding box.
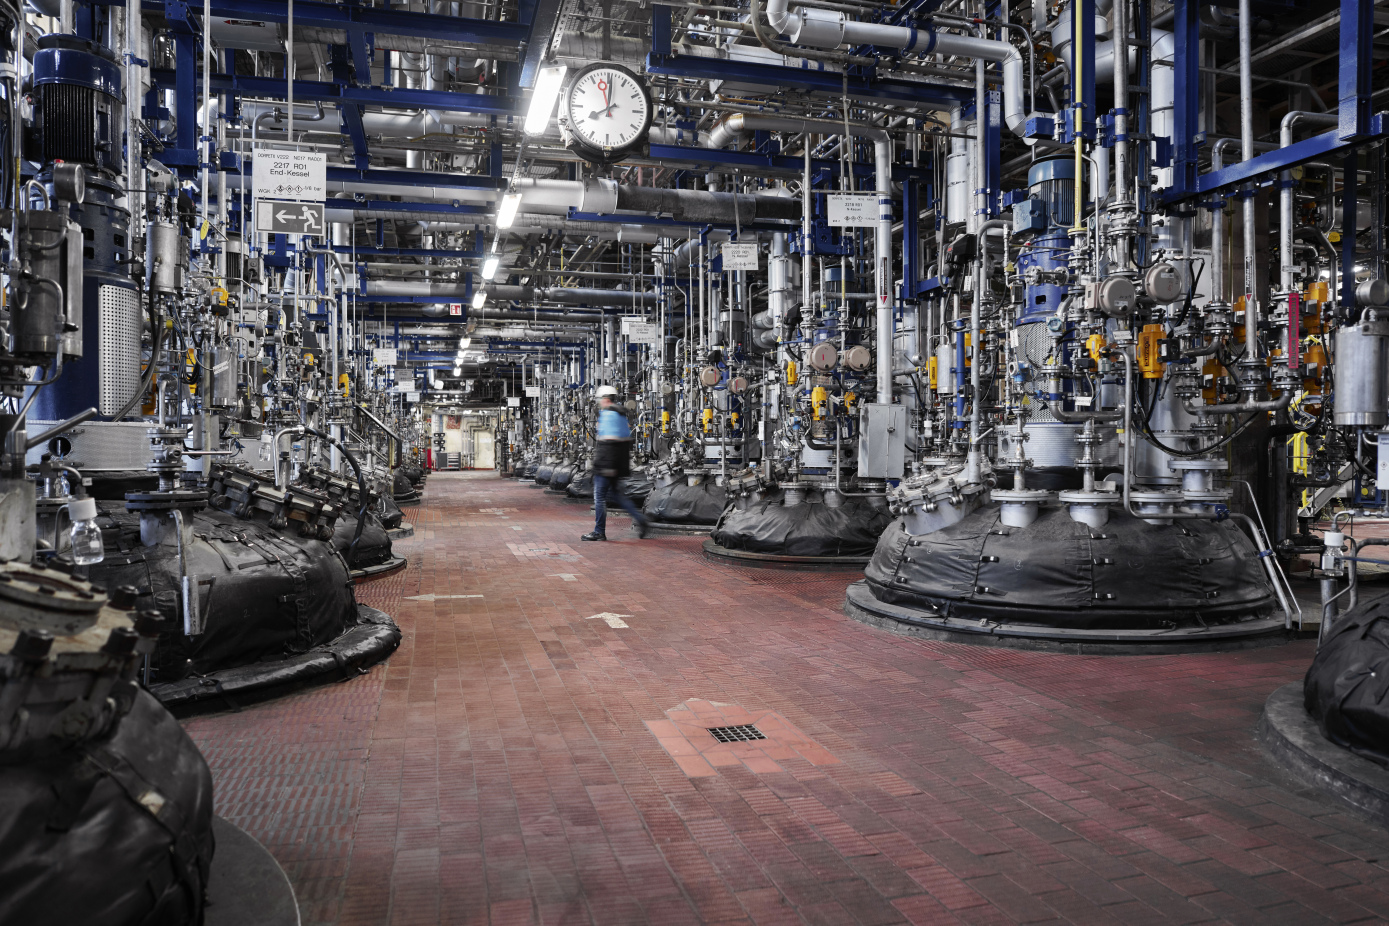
[597,407,631,440]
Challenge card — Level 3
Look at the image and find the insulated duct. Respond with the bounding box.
[765,0,1036,136]
[365,281,657,308]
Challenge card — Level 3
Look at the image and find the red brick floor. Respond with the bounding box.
[183,472,1389,925]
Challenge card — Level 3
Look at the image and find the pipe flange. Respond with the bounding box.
[1182,488,1233,503]
[991,489,1051,503]
[1168,459,1227,472]
[0,563,107,636]
[1057,489,1121,506]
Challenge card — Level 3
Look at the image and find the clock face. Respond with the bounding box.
[563,64,652,155]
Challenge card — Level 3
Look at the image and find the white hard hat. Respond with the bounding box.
[595,385,618,398]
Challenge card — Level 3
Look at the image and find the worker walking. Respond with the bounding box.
[582,386,650,541]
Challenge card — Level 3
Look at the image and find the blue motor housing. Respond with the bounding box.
[1018,227,1071,325]
[28,34,124,177]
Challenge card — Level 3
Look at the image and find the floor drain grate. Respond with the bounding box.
[706,724,766,743]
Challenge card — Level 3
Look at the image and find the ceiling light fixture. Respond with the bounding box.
[472,290,487,309]
[482,256,499,280]
[524,65,568,135]
[496,192,522,229]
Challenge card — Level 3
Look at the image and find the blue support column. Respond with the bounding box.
[901,179,919,302]
[1343,150,1358,311]
[1340,0,1373,140]
[173,33,198,155]
[1170,0,1200,196]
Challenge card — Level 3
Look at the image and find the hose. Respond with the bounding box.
[304,426,370,569]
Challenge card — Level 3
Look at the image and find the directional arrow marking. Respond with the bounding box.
[404,594,484,601]
[586,612,630,628]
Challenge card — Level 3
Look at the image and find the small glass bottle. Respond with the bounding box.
[68,497,104,566]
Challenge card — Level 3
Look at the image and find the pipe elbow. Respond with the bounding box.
[764,0,795,35]
[706,114,746,150]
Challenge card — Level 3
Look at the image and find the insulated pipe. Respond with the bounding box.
[1238,0,1258,362]
[1279,112,1339,292]
[765,0,1034,136]
[612,186,800,224]
[707,112,894,401]
[1111,0,1130,208]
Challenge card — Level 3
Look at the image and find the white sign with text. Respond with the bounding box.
[827,192,878,227]
[253,149,327,201]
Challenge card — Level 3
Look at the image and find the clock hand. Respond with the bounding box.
[588,103,618,120]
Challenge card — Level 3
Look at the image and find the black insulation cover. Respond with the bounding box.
[712,489,892,557]
[378,494,405,530]
[642,479,728,525]
[0,689,215,926]
[1305,592,1389,766]
[549,463,577,490]
[89,506,362,679]
[863,505,1275,629]
[392,470,419,501]
[331,511,394,569]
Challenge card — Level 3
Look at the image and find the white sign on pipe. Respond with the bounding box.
[525,385,542,397]
[253,149,327,201]
[372,348,397,366]
[827,192,878,227]
[626,322,659,345]
[507,396,521,407]
[721,241,759,271]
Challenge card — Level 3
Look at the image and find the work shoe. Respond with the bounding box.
[636,519,650,539]
[581,531,606,541]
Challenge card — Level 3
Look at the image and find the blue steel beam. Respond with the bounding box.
[1169,0,1200,195]
[142,0,528,45]
[516,0,567,89]
[1160,116,1388,204]
[333,200,492,217]
[333,246,483,259]
[161,72,520,116]
[568,210,794,233]
[647,143,929,182]
[1340,0,1374,139]
[645,53,973,108]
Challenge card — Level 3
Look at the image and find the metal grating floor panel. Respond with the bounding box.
[706,724,766,744]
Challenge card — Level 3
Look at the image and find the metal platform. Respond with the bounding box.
[701,538,871,570]
[205,817,299,926]
[643,519,714,535]
[351,554,409,581]
[1258,682,1389,828]
[843,580,1291,654]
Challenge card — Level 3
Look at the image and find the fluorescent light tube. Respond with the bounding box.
[472,290,487,309]
[482,257,499,280]
[496,192,522,229]
[524,66,567,136]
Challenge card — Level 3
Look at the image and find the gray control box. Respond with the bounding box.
[858,404,906,478]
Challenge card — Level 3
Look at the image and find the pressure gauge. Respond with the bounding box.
[560,62,653,163]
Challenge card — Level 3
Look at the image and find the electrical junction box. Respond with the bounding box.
[1012,198,1047,236]
[858,404,906,479]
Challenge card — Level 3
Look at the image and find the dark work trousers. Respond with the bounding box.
[593,473,645,535]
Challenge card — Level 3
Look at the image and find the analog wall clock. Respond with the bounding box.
[559,62,653,163]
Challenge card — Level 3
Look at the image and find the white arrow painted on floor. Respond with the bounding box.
[550,574,579,582]
[586,612,630,628]
[404,594,484,601]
